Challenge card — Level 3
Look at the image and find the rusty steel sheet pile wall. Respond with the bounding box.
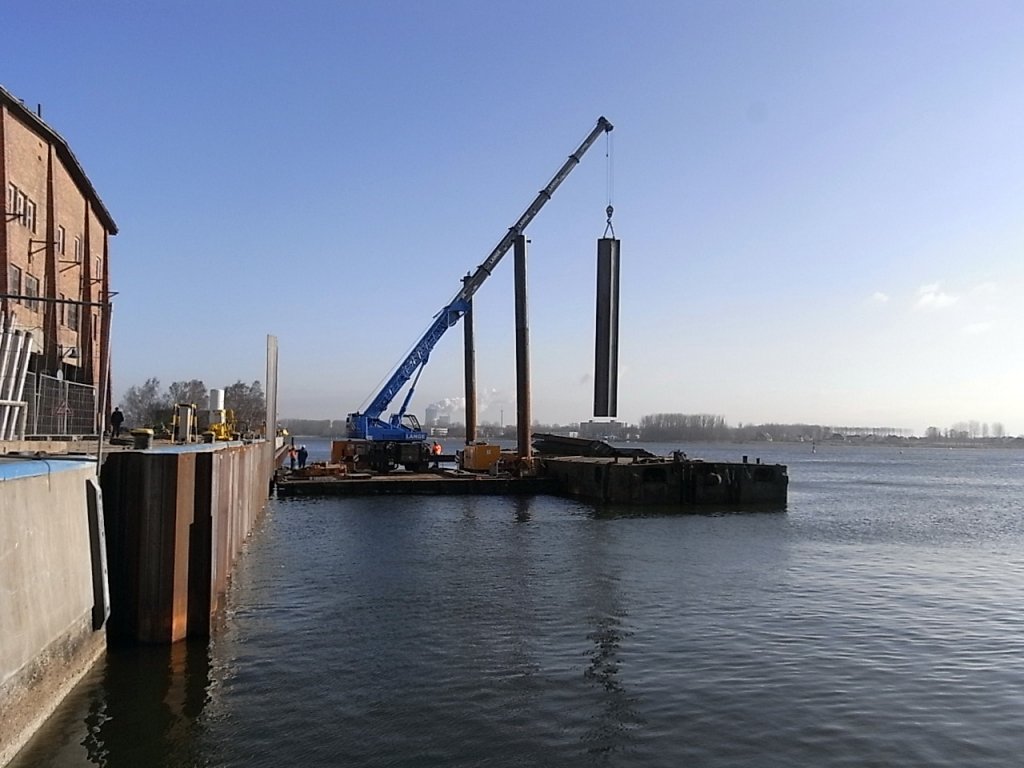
[188,444,267,637]
[100,441,272,645]
[0,460,107,768]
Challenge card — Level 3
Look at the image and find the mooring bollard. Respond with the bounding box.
[131,428,154,450]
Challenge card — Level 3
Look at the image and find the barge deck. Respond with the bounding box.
[274,469,558,497]
[274,450,788,507]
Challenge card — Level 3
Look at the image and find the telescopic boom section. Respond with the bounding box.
[455,116,613,304]
[348,117,614,440]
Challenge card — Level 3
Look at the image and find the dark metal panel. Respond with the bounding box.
[463,288,477,444]
[514,236,532,458]
[593,238,620,417]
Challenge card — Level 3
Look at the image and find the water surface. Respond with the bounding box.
[13,442,1024,767]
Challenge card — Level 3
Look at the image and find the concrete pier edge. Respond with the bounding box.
[0,458,106,767]
[1,438,279,766]
[0,614,105,768]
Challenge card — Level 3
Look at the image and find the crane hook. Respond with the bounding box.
[604,204,615,238]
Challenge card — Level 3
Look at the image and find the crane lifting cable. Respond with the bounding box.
[604,129,615,238]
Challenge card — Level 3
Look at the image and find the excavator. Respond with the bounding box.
[343,117,613,472]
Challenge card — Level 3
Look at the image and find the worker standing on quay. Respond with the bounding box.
[288,445,298,470]
[298,445,308,469]
[110,407,125,439]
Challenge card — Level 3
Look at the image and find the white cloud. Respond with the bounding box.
[914,283,958,310]
[960,321,993,336]
[870,291,889,304]
[969,281,998,296]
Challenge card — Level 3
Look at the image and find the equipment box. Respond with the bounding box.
[462,443,501,471]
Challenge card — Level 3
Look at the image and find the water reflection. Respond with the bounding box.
[578,522,644,759]
[10,638,213,768]
[591,500,787,519]
[512,494,533,523]
[89,639,212,768]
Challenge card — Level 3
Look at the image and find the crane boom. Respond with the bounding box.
[347,116,614,441]
[456,116,614,303]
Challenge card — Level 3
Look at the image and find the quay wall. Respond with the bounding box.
[0,460,107,768]
[100,440,273,644]
[0,440,100,455]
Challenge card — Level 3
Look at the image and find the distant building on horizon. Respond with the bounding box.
[424,404,439,426]
[1,84,117,409]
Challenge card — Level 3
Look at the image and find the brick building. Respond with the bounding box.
[0,84,117,404]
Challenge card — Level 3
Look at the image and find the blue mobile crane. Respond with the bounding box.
[345,117,613,471]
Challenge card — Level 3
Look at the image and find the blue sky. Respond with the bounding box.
[5,1,1024,434]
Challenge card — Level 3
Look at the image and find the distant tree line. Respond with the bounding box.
[275,412,1017,443]
[120,378,266,433]
[279,418,339,437]
[924,422,1005,440]
[277,419,517,439]
[636,414,1012,443]
[638,413,731,441]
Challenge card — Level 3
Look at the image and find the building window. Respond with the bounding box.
[8,265,22,302]
[57,226,66,255]
[67,302,79,331]
[5,184,38,231]
[59,293,66,325]
[95,256,102,277]
[24,274,40,312]
[73,236,82,263]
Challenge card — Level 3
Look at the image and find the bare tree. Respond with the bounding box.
[224,380,265,434]
[168,379,208,407]
[119,377,170,428]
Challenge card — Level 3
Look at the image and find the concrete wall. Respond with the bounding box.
[0,440,101,454]
[0,459,107,768]
[0,440,273,765]
[101,440,272,644]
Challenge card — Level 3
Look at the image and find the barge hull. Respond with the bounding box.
[543,457,788,507]
[275,473,557,498]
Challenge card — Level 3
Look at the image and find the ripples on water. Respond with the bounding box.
[12,443,1024,767]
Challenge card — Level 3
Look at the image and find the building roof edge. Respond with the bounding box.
[1,84,119,235]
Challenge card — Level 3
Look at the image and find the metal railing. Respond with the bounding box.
[0,312,34,439]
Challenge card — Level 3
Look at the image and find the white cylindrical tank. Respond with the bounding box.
[209,388,225,411]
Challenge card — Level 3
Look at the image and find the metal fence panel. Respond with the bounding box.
[24,372,38,435]
[31,374,97,437]
[66,379,97,436]
[35,375,63,436]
